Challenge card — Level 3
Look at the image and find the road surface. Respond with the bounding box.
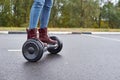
[0,34,120,80]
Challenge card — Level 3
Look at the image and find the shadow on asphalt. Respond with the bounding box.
[23,53,62,66]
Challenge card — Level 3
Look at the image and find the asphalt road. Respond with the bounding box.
[0,34,120,80]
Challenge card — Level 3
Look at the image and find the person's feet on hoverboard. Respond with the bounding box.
[38,28,57,45]
[26,28,47,46]
[26,28,37,39]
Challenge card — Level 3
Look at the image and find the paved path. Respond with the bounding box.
[0,34,120,80]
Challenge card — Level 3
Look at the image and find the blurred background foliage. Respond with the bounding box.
[0,0,120,28]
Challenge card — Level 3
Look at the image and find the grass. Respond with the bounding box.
[0,27,120,32]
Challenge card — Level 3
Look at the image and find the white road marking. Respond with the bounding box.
[8,49,21,52]
[83,34,120,42]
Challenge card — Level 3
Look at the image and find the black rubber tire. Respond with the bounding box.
[22,39,44,62]
[47,36,63,54]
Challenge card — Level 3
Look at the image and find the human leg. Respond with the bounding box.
[38,0,56,44]
[40,0,53,29]
[27,0,45,39]
[29,0,45,29]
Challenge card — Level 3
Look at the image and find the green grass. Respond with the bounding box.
[0,27,120,32]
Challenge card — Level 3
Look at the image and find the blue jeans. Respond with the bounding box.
[29,0,53,29]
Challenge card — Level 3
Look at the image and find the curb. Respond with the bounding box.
[92,32,120,34]
[1,31,120,35]
[0,31,91,35]
[0,31,8,34]
[9,31,26,34]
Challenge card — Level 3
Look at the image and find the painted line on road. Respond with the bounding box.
[8,49,21,52]
[83,34,120,42]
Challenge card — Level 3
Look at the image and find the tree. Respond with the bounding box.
[0,0,33,27]
[0,0,120,28]
[101,1,120,28]
[50,0,100,28]
[0,0,13,26]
